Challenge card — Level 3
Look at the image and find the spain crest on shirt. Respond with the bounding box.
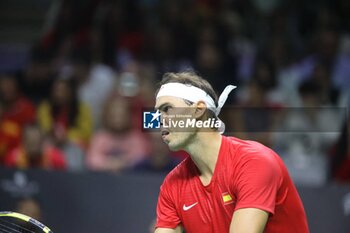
[222,192,233,205]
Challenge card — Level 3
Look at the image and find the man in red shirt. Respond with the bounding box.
[153,72,309,233]
[4,124,66,170]
[0,74,36,125]
[0,74,36,160]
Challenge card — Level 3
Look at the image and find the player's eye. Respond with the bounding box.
[164,106,171,113]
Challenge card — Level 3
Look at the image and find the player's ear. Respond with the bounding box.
[194,101,207,119]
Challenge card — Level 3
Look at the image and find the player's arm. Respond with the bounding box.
[229,149,282,233]
[155,225,183,233]
[155,178,182,233]
[229,208,269,233]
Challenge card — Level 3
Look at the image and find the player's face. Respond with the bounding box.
[155,96,197,151]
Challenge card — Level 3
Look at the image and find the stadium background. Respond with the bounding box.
[0,0,349,232]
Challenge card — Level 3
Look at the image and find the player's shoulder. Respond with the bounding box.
[225,135,271,152]
[224,136,278,162]
[161,156,194,186]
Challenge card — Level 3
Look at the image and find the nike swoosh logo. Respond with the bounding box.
[183,202,198,211]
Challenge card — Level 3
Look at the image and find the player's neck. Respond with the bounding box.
[186,132,222,179]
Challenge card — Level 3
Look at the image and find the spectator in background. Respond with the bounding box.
[279,27,350,101]
[0,101,21,162]
[47,121,85,172]
[229,80,279,147]
[0,74,36,161]
[234,57,277,101]
[37,78,92,147]
[310,63,343,106]
[15,198,42,222]
[99,1,146,67]
[273,79,342,185]
[223,9,257,84]
[18,46,55,104]
[116,59,158,130]
[195,28,235,93]
[4,124,66,170]
[133,133,180,173]
[69,48,116,129]
[229,59,281,147]
[0,74,36,126]
[87,96,150,172]
[329,117,350,183]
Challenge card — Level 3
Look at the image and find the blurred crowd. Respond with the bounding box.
[0,0,349,184]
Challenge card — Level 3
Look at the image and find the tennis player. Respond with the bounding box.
[154,72,309,233]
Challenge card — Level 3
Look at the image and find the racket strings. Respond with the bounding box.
[0,218,37,233]
[0,225,13,233]
[0,228,13,233]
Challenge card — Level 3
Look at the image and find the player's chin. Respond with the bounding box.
[166,139,181,151]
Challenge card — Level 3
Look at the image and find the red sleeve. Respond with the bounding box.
[233,150,282,215]
[155,179,181,229]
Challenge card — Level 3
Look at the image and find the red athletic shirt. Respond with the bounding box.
[156,136,309,233]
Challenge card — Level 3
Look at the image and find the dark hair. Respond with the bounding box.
[50,78,79,127]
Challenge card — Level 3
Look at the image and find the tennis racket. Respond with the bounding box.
[0,211,53,233]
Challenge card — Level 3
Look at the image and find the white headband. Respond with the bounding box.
[156,83,237,116]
